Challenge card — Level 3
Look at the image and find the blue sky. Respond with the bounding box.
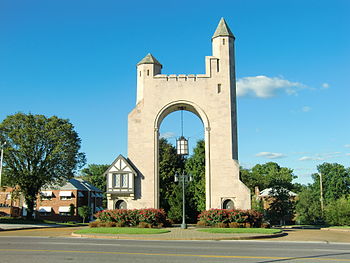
[1,0,349,184]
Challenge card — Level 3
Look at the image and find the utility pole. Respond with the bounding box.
[0,141,6,187]
[319,173,324,217]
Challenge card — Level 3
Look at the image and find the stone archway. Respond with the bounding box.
[107,18,251,211]
[154,100,211,209]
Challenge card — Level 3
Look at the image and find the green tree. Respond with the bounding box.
[325,196,350,226]
[78,205,92,223]
[266,186,295,225]
[80,164,109,207]
[185,139,205,213]
[158,138,184,218]
[0,113,86,219]
[240,162,296,193]
[295,186,323,224]
[312,163,350,201]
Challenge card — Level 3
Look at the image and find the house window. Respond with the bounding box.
[60,196,72,200]
[59,191,73,200]
[113,173,129,188]
[223,199,234,209]
[115,200,127,209]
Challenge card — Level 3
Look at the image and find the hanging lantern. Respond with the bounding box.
[176,136,188,155]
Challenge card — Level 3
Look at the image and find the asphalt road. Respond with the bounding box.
[1,236,350,263]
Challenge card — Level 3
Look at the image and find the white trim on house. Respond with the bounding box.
[41,191,53,197]
[59,191,72,197]
[58,206,71,212]
[38,207,52,212]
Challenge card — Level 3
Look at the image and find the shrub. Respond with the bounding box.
[215,222,227,228]
[138,222,152,228]
[95,208,167,227]
[89,221,99,228]
[198,209,263,227]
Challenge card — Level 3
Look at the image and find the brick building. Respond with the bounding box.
[1,178,103,222]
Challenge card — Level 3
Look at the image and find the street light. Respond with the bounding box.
[174,107,192,229]
[0,141,6,187]
[174,171,193,229]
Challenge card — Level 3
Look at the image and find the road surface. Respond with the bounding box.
[1,236,350,263]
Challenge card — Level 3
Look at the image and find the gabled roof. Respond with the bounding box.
[42,178,103,192]
[212,17,235,39]
[103,154,137,175]
[137,53,162,67]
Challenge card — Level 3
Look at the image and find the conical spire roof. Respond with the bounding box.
[137,53,162,67]
[212,18,235,39]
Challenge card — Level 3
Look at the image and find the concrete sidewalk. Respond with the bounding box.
[0,223,62,231]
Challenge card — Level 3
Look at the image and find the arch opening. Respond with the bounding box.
[154,100,211,211]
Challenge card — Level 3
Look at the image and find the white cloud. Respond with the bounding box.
[302,106,312,112]
[346,153,350,156]
[160,132,175,139]
[236,75,306,98]
[256,152,286,159]
[299,152,342,161]
[299,156,323,161]
[321,83,330,89]
[344,144,350,148]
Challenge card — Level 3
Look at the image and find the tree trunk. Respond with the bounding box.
[25,197,35,220]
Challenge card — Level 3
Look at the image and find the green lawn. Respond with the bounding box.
[197,228,282,234]
[328,226,350,229]
[75,227,170,235]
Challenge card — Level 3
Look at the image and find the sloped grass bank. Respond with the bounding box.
[75,227,170,235]
[197,228,282,234]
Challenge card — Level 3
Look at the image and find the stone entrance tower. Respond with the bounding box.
[107,18,250,210]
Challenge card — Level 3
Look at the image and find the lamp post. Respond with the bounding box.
[175,107,193,229]
[0,141,6,187]
[174,171,192,229]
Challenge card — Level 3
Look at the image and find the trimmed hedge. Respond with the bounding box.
[198,209,263,227]
[95,208,167,227]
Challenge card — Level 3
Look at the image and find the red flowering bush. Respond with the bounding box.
[94,208,167,227]
[198,209,263,227]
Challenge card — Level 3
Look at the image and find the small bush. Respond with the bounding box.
[138,222,152,228]
[106,221,116,227]
[196,220,208,227]
[89,221,99,228]
[228,222,240,228]
[215,222,227,228]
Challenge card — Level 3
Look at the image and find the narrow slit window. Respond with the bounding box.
[217,61,220,72]
[217,84,222,93]
[147,70,150,76]
[139,71,141,77]
[223,39,225,45]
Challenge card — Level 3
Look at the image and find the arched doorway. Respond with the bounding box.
[115,200,127,209]
[223,199,234,210]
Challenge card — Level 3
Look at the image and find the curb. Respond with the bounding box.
[71,231,286,241]
[321,228,350,232]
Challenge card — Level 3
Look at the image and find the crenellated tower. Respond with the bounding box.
[106,18,250,211]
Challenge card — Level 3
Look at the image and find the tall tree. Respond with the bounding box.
[80,164,110,207]
[158,138,184,215]
[240,162,296,193]
[186,139,205,213]
[312,162,350,201]
[0,113,86,219]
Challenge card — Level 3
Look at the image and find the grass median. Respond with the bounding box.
[197,228,282,234]
[75,227,170,235]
